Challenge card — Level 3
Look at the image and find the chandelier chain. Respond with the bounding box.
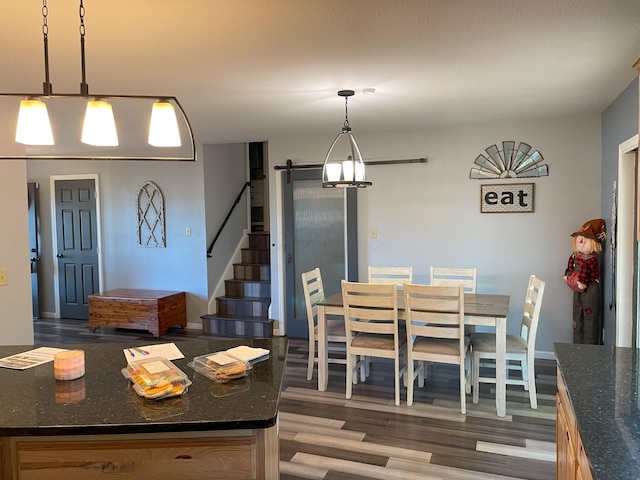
[343,96,350,129]
[79,0,88,95]
[79,0,85,37]
[41,0,52,95]
[41,0,48,37]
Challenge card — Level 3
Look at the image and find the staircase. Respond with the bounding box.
[201,232,274,338]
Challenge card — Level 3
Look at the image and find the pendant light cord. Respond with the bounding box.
[42,0,52,95]
[79,0,89,95]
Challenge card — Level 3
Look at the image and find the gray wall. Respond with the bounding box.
[601,77,639,346]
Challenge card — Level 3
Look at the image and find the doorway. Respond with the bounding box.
[283,168,358,339]
[27,182,40,318]
[615,134,639,346]
[51,176,102,319]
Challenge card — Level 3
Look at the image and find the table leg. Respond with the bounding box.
[317,304,328,391]
[495,317,506,417]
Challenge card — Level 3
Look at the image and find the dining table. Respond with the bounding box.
[317,291,511,417]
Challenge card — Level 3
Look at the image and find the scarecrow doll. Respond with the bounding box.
[563,219,606,344]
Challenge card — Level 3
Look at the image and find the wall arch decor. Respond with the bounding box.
[137,181,166,247]
[469,141,548,179]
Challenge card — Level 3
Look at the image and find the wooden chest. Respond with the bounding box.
[89,289,186,338]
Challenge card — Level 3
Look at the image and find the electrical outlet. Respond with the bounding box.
[0,268,7,286]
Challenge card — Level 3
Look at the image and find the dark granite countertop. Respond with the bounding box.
[0,337,287,437]
[554,343,640,480]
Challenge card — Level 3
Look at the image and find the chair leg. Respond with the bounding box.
[459,362,466,414]
[307,337,315,381]
[417,361,425,388]
[346,353,354,400]
[465,352,472,394]
[394,356,401,406]
[527,355,537,409]
[406,358,414,406]
[521,358,529,391]
[472,352,480,404]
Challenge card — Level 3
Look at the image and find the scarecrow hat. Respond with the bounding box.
[571,218,606,243]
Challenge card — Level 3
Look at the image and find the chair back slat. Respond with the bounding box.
[368,266,413,285]
[430,267,477,293]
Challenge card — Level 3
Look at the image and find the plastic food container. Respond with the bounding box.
[122,357,191,400]
[188,351,251,383]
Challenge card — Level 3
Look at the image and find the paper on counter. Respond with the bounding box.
[225,345,270,363]
[123,342,185,365]
[0,347,69,370]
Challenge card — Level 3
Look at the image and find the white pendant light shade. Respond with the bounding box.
[15,98,54,145]
[81,98,118,146]
[148,100,181,147]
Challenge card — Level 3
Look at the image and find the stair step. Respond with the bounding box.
[248,232,270,249]
[224,279,270,299]
[233,263,270,281]
[201,314,273,338]
[216,296,270,317]
[241,248,270,264]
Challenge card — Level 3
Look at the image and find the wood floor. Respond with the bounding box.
[34,318,557,480]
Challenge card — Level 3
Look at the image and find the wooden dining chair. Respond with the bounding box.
[430,267,477,293]
[368,266,413,286]
[341,280,405,406]
[301,268,347,381]
[471,275,546,409]
[430,266,477,392]
[403,284,468,412]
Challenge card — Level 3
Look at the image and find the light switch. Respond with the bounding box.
[370,227,377,239]
[186,227,192,237]
[0,268,7,286]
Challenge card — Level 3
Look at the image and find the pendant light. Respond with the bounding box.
[322,90,371,188]
[15,0,54,146]
[6,0,194,160]
[78,0,118,147]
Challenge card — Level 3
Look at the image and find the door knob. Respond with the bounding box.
[56,254,64,258]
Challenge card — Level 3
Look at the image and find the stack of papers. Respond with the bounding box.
[224,345,270,364]
[123,343,185,365]
[0,347,68,370]
[206,345,269,367]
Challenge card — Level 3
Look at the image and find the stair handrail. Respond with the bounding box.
[207,181,252,257]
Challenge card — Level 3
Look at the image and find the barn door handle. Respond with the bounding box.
[287,253,292,264]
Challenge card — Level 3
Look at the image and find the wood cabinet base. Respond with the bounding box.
[2,425,279,480]
[556,367,593,480]
[89,289,186,338]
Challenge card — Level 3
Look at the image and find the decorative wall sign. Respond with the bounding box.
[470,141,548,179]
[137,181,166,247]
[480,183,534,213]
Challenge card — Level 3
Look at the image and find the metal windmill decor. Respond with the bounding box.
[469,141,548,179]
[137,181,166,247]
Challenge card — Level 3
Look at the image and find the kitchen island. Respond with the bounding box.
[0,336,287,479]
[555,343,640,480]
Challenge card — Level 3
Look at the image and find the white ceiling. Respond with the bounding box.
[2,0,639,145]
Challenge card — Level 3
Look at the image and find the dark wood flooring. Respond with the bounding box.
[34,318,557,479]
